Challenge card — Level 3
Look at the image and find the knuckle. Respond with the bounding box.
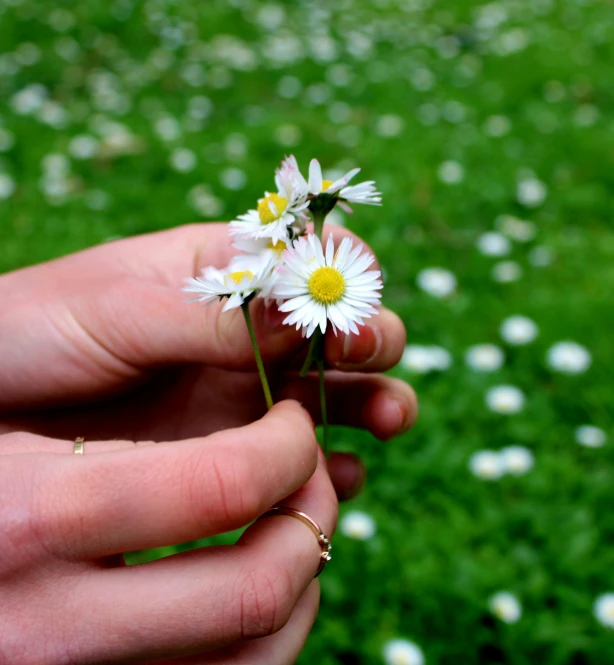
[236,563,294,640]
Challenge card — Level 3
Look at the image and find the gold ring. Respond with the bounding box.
[258,506,332,577]
[74,437,85,455]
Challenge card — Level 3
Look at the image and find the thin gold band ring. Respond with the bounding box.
[74,437,85,455]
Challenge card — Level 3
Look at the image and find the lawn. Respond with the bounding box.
[1,0,613,663]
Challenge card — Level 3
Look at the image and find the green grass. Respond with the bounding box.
[2,0,614,662]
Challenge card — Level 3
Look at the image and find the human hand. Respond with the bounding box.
[0,223,417,497]
[1,401,340,664]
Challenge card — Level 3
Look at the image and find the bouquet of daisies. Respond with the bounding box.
[183,156,382,450]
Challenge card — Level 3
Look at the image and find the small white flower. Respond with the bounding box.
[273,234,382,337]
[68,135,100,160]
[501,446,534,475]
[465,344,505,372]
[495,215,536,242]
[383,638,425,665]
[376,114,405,138]
[401,345,452,374]
[594,593,614,628]
[308,158,382,211]
[575,425,607,448]
[220,167,247,191]
[492,260,522,283]
[417,267,456,298]
[489,592,522,623]
[437,160,464,184]
[547,341,591,374]
[0,173,16,199]
[469,450,505,480]
[476,232,511,257]
[183,254,276,312]
[516,176,547,208]
[499,315,538,345]
[484,115,511,137]
[340,510,376,540]
[170,147,197,173]
[486,385,525,414]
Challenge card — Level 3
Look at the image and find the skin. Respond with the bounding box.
[0,223,417,664]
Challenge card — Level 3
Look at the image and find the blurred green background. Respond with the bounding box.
[1,0,613,662]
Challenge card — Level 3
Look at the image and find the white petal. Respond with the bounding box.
[308,159,323,194]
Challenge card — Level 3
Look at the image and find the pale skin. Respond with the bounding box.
[0,223,417,664]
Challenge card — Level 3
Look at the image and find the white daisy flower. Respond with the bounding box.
[465,344,505,372]
[469,450,505,480]
[594,593,614,628]
[307,158,381,212]
[383,638,425,665]
[229,156,310,244]
[183,254,276,312]
[416,267,457,298]
[476,232,511,257]
[485,385,525,414]
[489,592,522,623]
[499,315,538,345]
[273,234,382,337]
[0,173,16,199]
[516,176,547,208]
[340,510,376,540]
[575,425,607,448]
[232,234,290,265]
[401,345,452,373]
[546,341,592,374]
[500,446,534,475]
[492,260,522,283]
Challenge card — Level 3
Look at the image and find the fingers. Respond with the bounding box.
[66,451,336,663]
[327,452,366,501]
[279,372,418,441]
[158,582,320,665]
[324,306,406,372]
[22,401,318,560]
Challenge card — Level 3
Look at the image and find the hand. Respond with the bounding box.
[0,223,417,496]
[0,401,340,664]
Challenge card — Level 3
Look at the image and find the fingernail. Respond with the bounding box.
[339,323,381,365]
[392,397,411,434]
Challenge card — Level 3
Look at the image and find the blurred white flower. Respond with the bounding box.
[483,114,511,137]
[340,511,376,540]
[594,593,614,628]
[495,215,536,242]
[499,315,538,345]
[68,135,100,160]
[376,114,405,138]
[0,173,16,199]
[574,104,599,127]
[417,267,457,298]
[155,116,182,142]
[501,446,534,475]
[547,341,591,374]
[437,160,464,184]
[188,185,224,218]
[465,344,505,372]
[383,638,425,665]
[401,345,452,374]
[492,261,522,283]
[0,128,15,152]
[516,176,547,208]
[220,167,247,191]
[528,246,554,267]
[489,592,522,623]
[485,386,525,414]
[170,148,197,173]
[476,232,511,257]
[575,425,607,448]
[469,451,504,480]
[275,124,302,147]
[10,83,48,115]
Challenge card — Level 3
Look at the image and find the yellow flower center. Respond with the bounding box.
[227,270,254,285]
[308,266,345,304]
[266,238,287,251]
[257,193,288,223]
[321,179,333,190]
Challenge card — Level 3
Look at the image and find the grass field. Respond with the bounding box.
[1,0,613,662]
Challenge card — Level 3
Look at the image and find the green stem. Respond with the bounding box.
[317,356,329,456]
[241,302,274,410]
[313,211,326,241]
[299,328,322,377]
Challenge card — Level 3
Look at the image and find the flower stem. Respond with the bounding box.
[317,356,329,456]
[313,211,326,241]
[241,302,273,410]
[299,328,322,377]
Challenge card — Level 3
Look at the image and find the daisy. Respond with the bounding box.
[416,267,457,298]
[575,425,607,448]
[500,446,534,475]
[229,156,309,244]
[273,234,382,337]
[594,593,614,628]
[340,510,376,540]
[465,344,505,372]
[307,158,381,212]
[499,315,538,345]
[546,341,591,374]
[485,385,525,414]
[383,639,425,665]
[469,450,505,480]
[182,254,276,312]
[489,592,522,623]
